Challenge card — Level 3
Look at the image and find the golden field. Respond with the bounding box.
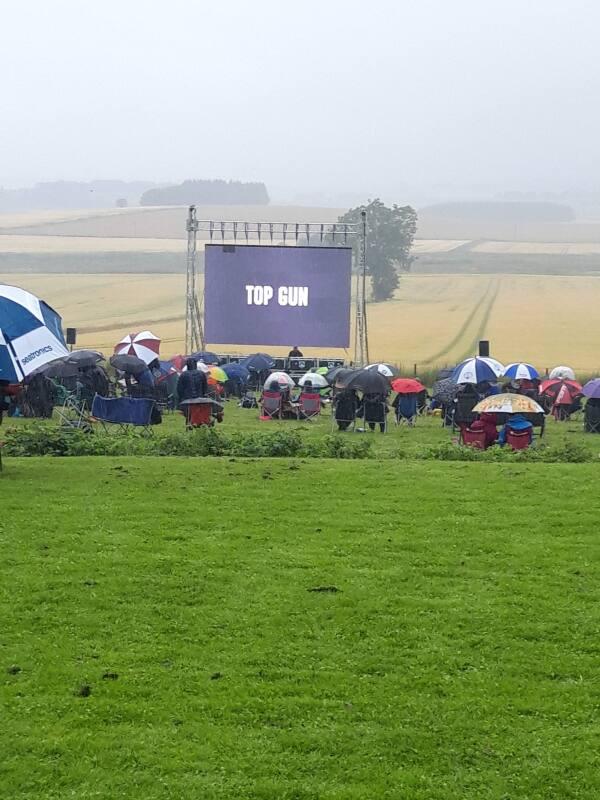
[3,272,600,372]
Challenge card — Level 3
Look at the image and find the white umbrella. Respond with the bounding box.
[366,363,398,378]
[298,372,328,388]
[265,371,295,388]
[549,365,575,380]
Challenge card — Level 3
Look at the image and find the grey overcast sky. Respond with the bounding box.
[1,0,599,202]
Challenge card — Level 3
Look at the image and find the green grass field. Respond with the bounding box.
[2,405,600,798]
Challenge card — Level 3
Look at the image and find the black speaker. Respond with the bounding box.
[478,340,490,357]
[66,328,77,345]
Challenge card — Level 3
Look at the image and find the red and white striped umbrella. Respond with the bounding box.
[114,330,160,365]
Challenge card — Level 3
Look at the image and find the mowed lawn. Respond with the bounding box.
[2,457,600,799]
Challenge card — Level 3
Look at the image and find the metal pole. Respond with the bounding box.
[186,205,203,353]
[361,210,369,365]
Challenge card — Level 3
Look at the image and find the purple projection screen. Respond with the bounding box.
[204,244,352,347]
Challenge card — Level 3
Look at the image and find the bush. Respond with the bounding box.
[2,425,367,460]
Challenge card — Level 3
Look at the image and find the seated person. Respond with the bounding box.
[334,389,358,430]
[498,414,533,445]
[359,392,388,433]
[469,412,498,448]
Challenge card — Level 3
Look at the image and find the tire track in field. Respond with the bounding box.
[78,313,184,334]
[419,278,495,365]
[457,278,500,362]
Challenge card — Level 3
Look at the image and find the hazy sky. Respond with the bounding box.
[2,0,599,203]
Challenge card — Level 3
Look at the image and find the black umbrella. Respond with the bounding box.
[110,354,148,375]
[65,349,105,368]
[341,369,390,394]
[326,366,355,384]
[30,358,79,380]
[241,353,275,372]
[432,377,459,405]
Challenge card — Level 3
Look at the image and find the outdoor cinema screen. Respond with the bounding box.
[204,244,352,348]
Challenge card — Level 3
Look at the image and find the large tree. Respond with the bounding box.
[337,199,417,302]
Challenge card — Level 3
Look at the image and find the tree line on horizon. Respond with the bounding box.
[140,179,269,207]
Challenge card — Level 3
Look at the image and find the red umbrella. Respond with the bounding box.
[540,378,582,401]
[391,377,426,394]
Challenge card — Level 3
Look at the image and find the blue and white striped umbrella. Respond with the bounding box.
[0,284,68,382]
[452,357,504,385]
[503,362,539,380]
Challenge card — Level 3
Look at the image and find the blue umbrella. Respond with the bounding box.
[0,284,68,382]
[223,363,251,382]
[241,353,275,372]
[503,363,539,380]
[452,357,503,385]
[189,350,220,364]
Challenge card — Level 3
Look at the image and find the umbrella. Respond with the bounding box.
[540,379,582,407]
[298,372,328,388]
[223,363,251,382]
[583,378,600,399]
[342,369,390,394]
[189,350,220,365]
[391,378,425,394]
[114,330,161,365]
[65,349,105,368]
[549,365,575,381]
[540,378,582,397]
[30,358,79,380]
[326,366,354,384]
[452,357,503,385]
[110,354,149,376]
[0,284,68,382]
[265,371,295,388]
[366,363,399,378]
[432,377,459,405]
[206,365,228,383]
[478,357,505,376]
[241,353,275,372]
[503,363,539,380]
[155,360,179,383]
[473,393,544,415]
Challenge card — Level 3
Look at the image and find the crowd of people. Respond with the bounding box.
[3,347,600,444]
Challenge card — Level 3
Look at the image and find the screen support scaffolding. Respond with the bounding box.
[184,206,369,364]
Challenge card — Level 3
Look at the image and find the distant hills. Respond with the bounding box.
[0,180,157,212]
[0,178,270,212]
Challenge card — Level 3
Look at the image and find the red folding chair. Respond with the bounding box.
[299,392,321,421]
[460,426,487,449]
[185,402,212,428]
[260,390,282,420]
[506,429,532,450]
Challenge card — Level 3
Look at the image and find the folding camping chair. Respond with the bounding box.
[298,392,321,421]
[460,426,487,449]
[55,392,93,432]
[260,390,283,420]
[584,403,600,433]
[91,395,156,434]
[179,397,218,430]
[395,394,418,426]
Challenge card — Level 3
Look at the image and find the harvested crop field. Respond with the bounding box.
[4,271,600,372]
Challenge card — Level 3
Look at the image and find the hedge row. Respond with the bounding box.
[1,424,596,463]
